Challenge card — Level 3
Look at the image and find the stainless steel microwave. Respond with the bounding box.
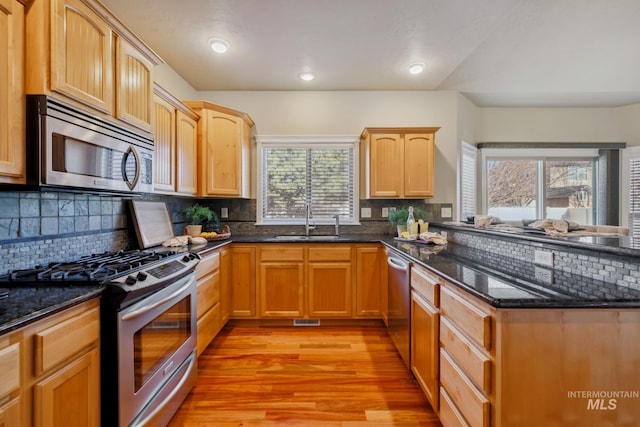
[26,95,154,193]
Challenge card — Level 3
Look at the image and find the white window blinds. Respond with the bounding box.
[260,140,357,224]
[629,155,640,239]
[459,142,477,220]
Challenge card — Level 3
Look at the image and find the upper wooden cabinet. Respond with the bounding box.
[25,0,162,133]
[153,84,199,195]
[0,0,26,184]
[360,127,439,199]
[184,101,254,198]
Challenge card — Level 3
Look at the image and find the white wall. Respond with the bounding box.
[196,90,461,206]
[477,107,624,142]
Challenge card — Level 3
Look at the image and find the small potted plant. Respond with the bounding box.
[388,207,428,236]
[184,204,219,237]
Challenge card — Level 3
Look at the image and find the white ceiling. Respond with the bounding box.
[101,0,640,107]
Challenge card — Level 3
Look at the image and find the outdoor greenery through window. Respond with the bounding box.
[259,138,357,224]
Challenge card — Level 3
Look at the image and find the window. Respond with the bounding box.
[626,147,640,239]
[480,149,599,224]
[458,142,477,221]
[257,136,358,224]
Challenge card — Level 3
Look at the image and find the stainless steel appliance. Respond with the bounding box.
[1,249,200,426]
[386,249,412,369]
[26,95,154,193]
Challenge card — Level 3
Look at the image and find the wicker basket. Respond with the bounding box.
[202,224,231,241]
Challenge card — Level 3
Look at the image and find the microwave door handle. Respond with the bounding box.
[121,280,192,321]
[122,146,141,190]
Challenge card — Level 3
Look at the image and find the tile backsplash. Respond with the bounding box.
[0,189,453,275]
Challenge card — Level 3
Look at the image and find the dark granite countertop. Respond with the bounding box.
[0,286,103,335]
[383,239,640,309]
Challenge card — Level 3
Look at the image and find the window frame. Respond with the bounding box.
[479,148,599,222]
[256,135,360,226]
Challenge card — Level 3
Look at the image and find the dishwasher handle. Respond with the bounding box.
[387,256,410,271]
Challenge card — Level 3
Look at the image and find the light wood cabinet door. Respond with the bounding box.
[0,397,21,427]
[202,110,243,196]
[0,0,25,183]
[50,0,114,114]
[355,245,384,318]
[176,110,198,195]
[116,37,153,132]
[34,348,100,427]
[404,133,435,197]
[411,290,439,412]
[220,247,231,325]
[259,261,305,317]
[308,262,352,317]
[152,94,176,193]
[369,133,403,198]
[230,245,256,317]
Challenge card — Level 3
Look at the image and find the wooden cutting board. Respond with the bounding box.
[129,200,175,248]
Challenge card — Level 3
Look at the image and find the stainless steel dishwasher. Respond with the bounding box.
[386,249,412,369]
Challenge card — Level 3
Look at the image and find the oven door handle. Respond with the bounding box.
[121,280,192,321]
[135,353,196,427]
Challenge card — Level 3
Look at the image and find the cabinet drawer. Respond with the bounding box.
[440,316,491,393]
[260,246,304,261]
[197,270,220,318]
[440,349,490,427]
[197,303,220,356]
[441,285,491,350]
[196,251,220,279]
[411,265,439,307]
[439,387,470,427]
[0,342,20,397]
[34,306,100,375]
[308,246,352,261]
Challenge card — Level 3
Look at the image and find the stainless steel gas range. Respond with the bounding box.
[1,249,200,426]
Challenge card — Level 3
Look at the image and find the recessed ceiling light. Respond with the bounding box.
[407,62,425,75]
[297,71,316,81]
[208,37,230,54]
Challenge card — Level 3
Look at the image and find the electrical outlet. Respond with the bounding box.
[534,250,554,267]
[440,231,448,240]
[441,207,452,218]
[361,207,371,218]
[382,207,389,218]
[221,207,229,218]
[534,266,553,284]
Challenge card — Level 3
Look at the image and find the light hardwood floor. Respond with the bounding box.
[169,324,441,426]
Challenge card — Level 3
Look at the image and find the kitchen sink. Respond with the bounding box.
[271,235,341,241]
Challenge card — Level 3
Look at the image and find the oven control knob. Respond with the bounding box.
[136,271,148,281]
[125,275,137,286]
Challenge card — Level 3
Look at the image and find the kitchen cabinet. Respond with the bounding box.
[360,127,439,199]
[195,249,222,356]
[258,245,305,317]
[153,84,199,195]
[307,246,353,317]
[0,0,26,184]
[0,334,21,426]
[1,298,102,427]
[220,247,231,325]
[439,282,492,427]
[184,101,254,198]
[410,264,440,413]
[355,244,385,318]
[229,245,257,318]
[25,0,161,133]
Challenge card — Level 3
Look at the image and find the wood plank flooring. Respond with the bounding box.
[169,324,441,426]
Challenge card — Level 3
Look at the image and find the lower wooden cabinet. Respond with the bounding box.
[307,246,353,317]
[0,298,101,427]
[230,245,257,318]
[355,245,385,318]
[258,245,305,317]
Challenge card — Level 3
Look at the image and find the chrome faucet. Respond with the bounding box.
[305,204,315,236]
[334,214,340,236]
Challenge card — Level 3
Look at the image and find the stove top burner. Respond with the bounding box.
[1,249,179,284]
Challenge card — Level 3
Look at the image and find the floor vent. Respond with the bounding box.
[293,319,320,326]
